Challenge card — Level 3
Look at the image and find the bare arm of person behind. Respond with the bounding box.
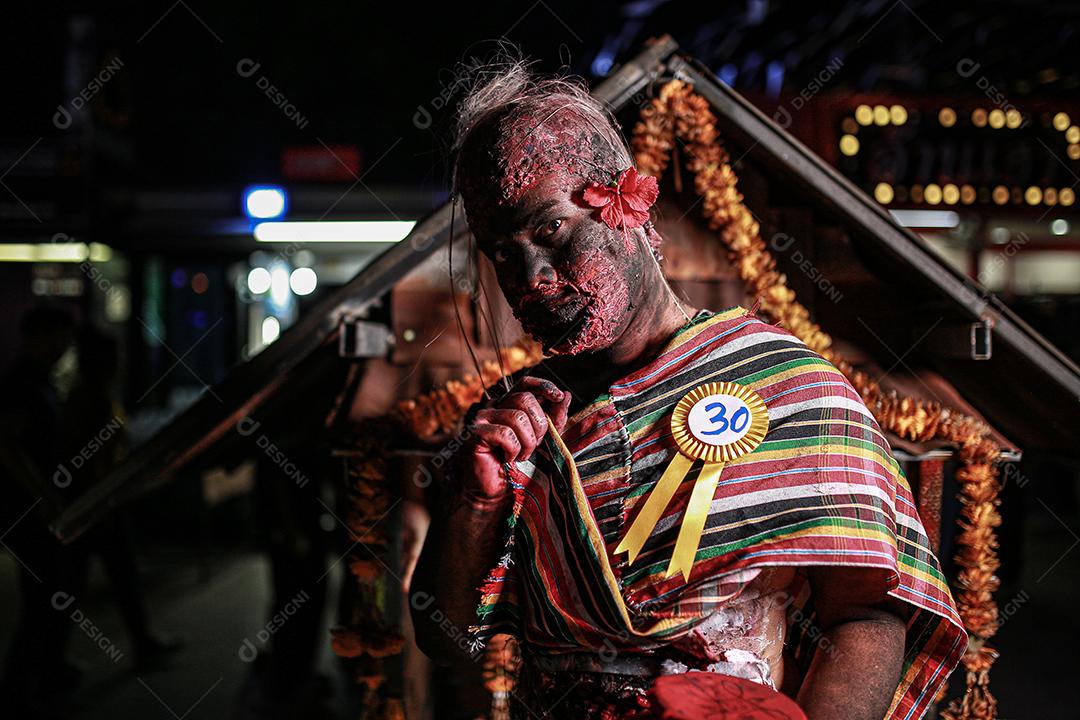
[410,376,570,663]
[796,566,910,720]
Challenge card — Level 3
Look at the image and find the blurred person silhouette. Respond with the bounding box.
[235,357,344,720]
[63,326,182,670]
[0,303,78,718]
[244,438,334,719]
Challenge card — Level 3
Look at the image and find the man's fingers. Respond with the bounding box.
[471,421,523,464]
[520,376,565,403]
[550,389,572,433]
[481,408,539,459]
[518,376,571,432]
[500,392,549,442]
[474,377,570,462]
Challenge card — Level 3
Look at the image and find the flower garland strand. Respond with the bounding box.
[394,340,543,437]
[334,338,543,718]
[330,419,406,718]
[631,79,1002,720]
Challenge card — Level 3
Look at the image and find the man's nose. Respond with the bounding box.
[522,250,558,290]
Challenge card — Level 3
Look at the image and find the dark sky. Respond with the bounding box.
[6,2,620,190]
[5,1,1078,191]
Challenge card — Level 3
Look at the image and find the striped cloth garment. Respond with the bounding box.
[470,306,967,720]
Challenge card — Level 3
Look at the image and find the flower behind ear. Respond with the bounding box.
[583,166,659,232]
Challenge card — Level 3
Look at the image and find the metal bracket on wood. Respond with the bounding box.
[924,318,993,360]
[338,318,393,358]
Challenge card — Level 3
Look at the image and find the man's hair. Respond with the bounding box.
[449,50,634,204]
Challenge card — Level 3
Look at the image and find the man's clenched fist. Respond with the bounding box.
[458,376,571,509]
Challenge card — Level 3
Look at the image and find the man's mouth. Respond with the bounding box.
[515,290,592,347]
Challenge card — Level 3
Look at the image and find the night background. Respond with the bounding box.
[1,2,1078,719]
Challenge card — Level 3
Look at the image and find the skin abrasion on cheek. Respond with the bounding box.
[553,242,633,354]
[492,201,665,357]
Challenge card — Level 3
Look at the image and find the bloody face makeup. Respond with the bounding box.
[474,173,648,355]
[455,102,661,355]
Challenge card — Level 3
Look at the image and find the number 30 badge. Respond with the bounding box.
[616,381,769,581]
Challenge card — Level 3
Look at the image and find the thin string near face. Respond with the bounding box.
[446,198,505,402]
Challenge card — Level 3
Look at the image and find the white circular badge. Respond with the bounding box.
[686,393,754,446]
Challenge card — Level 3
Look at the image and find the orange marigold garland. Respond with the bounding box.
[331,419,404,717]
[631,79,1003,720]
[334,337,543,718]
[394,339,543,437]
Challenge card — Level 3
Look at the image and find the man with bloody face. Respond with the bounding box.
[451,83,672,360]
[411,63,965,720]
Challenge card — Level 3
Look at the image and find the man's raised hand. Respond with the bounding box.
[459,376,572,509]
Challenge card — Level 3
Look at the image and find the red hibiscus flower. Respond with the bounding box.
[583,166,660,232]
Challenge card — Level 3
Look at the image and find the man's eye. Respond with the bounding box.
[538,218,563,239]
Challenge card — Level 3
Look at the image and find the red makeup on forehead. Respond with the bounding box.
[496,109,601,201]
[458,106,617,227]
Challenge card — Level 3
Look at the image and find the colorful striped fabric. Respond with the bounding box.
[471,306,966,719]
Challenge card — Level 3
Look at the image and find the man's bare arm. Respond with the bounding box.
[410,377,571,663]
[410,488,512,662]
[796,566,909,720]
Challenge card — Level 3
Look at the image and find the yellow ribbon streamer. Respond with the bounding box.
[614,453,693,565]
[668,460,725,581]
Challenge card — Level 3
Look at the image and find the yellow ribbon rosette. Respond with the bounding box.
[615,381,769,581]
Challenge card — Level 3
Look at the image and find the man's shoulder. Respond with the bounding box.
[686,307,826,367]
[685,309,864,408]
